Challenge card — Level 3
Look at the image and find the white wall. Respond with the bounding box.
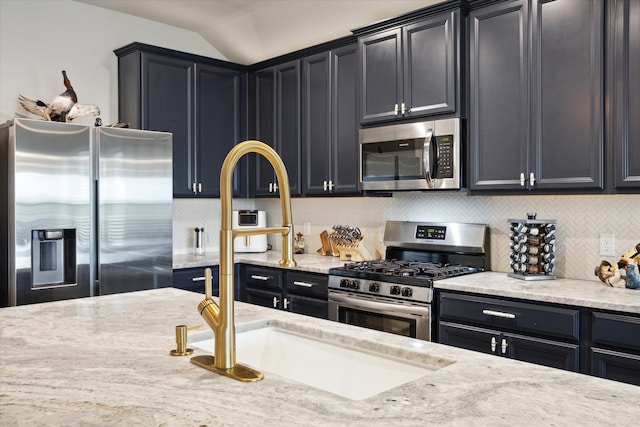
[0,0,225,125]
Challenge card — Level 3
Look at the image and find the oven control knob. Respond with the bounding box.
[401,287,413,297]
[350,280,360,290]
[339,279,349,288]
[368,282,380,292]
[390,285,401,295]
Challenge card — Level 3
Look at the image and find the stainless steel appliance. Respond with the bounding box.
[233,210,268,253]
[1,118,173,306]
[359,118,462,191]
[328,221,489,341]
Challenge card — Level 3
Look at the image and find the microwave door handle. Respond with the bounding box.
[422,129,434,188]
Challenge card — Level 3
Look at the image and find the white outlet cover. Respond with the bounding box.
[600,233,616,256]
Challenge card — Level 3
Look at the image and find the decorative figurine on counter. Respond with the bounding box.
[594,243,640,289]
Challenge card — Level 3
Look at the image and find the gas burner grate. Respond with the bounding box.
[341,260,482,280]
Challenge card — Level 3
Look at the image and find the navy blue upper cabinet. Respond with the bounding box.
[302,44,360,196]
[358,10,460,124]
[252,61,301,197]
[115,43,247,198]
[610,0,640,190]
[469,0,605,192]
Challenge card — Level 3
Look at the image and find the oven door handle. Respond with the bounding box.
[329,293,430,316]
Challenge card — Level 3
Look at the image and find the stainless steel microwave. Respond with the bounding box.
[359,118,461,191]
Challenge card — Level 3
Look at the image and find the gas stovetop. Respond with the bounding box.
[327,221,489,303]
[329,260,483,287]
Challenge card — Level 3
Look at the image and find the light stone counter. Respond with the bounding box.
[175,251,640,314]
[436,272,640,314]
[1,288,639,426]
[173,251,345,274]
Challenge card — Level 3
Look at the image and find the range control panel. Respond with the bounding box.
[416,225,446,240]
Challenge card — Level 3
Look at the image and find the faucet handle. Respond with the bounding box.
[204,267,213,299]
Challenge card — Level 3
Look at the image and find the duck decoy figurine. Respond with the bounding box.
[18,70,100,122]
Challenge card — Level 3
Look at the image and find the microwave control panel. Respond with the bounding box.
[435,135,454,178]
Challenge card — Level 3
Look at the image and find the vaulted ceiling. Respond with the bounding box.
[75,0,441,64]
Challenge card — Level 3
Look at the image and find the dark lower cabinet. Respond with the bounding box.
[437,290,640,385]
[439,322,579,371]
[590,311,640,386]
[239,264,328,319]
[437,291,581,372]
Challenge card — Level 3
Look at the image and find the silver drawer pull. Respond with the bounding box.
[482,309,516,319]
[250,274,271,281]
[293,281,314,288]
[192,276,206,282]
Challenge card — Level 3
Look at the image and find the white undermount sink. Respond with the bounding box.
[189,320,455,400]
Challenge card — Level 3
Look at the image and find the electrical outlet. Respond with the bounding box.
[303,221,311,236]
[600,233,616,257]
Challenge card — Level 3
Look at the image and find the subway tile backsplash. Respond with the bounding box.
[173,193,640,282]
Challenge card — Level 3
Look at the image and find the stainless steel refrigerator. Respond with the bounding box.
[1,118,173,306]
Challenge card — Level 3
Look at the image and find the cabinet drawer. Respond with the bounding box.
[173,267,219,295]
[285,271,328,299]
[243,265,283,292]
[438,292,580,342]
[592,312,640,352]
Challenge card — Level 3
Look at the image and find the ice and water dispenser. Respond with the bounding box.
[31,229,77,288]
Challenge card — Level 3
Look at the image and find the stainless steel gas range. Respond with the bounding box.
[328,221,490,341]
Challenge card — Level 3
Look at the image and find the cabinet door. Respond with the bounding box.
[276,61,301,196]
[246,288,282,309]
[612,0,640,189]
[591,348,640,386]
[438,321,499,355]
[195,64,245,197]
[403,11,457,118]
[504,332,580,372]
[359,28,402,124]
[253,62,301,197]
[468,0,529,191]
[302,52,331,195]
[530,0,604,190]
[142,53,194,197]
[331,44,361,195]
[254,68,277,195]
[286,295,328,319]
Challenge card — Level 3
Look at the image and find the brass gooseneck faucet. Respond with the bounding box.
[190,140,296,382]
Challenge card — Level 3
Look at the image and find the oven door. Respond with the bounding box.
[328,291,431,341]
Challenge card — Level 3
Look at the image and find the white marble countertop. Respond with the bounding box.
[173,251,345,274]
[175,251,640,314]
[436,272,640,314]
[1,288,639,426]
